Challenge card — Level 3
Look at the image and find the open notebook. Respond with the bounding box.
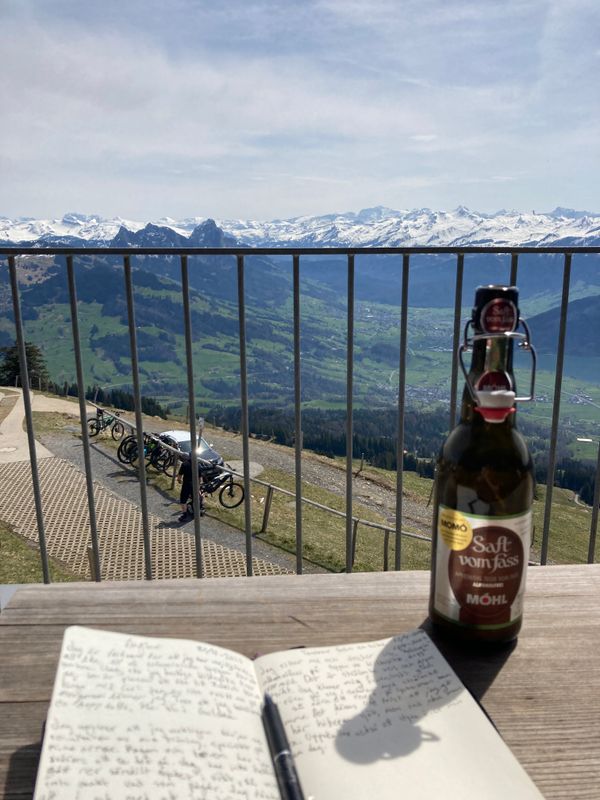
[33,626,544,799]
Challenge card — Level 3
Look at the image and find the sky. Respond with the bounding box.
[1,0,599,221]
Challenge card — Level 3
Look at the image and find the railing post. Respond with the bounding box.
[66,255,102,581]
[237,254,253,575]
[510,252,519,286]
[123,255,153,581]
[346,254,355,573]
[261,485,274,533]
[351,517,359,569]
[293,254,303,574]
[587,442,600,563]
[540,253,571,564]
[8,255,50,584]
[384,530,390,572]
[181,254,203,579]
[449,253,464,430]
[395,253,410,570]
[87,546,99,582]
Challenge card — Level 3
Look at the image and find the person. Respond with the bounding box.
[176,458,205,522]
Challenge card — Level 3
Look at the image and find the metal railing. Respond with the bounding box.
[2,244,600,581]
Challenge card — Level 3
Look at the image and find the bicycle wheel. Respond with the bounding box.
[117,435,137,464]
[87,418,100,436]
[150,446,170,472]
[157,437,179,477]
[111,421,125,441]
[163,453,178,477]
[219,481,244,509]
[144,439,158,463]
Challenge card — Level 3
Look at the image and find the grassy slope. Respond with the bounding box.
[0,520,80,584]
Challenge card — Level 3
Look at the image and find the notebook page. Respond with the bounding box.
[34,626,279,800]
[255,630,543,800]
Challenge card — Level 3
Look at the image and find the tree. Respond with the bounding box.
[0,341,50,388]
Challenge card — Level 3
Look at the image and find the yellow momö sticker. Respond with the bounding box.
[438,508,473,550]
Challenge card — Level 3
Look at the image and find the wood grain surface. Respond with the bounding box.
[1,565,599,799]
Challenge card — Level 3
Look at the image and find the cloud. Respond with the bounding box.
[0,0,598,218]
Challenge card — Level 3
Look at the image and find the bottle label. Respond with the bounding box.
[433,505,531,629]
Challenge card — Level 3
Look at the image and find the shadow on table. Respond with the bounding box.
[335,620,516,766]
[419,617,517,702]
[5,739,41,800]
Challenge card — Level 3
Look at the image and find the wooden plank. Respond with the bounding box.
[1,565,599,799]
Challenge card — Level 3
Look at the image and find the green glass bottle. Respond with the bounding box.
[429,285,536,644]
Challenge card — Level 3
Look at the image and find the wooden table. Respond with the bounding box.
[1,564,599,799]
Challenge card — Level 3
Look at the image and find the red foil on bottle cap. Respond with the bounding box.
[475,406,516,423]
[474,389,516,423]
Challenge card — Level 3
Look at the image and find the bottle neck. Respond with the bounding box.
[460,335,517,427]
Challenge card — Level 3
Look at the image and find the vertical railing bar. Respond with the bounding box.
[510,252,519,286]
[260,485,274,533]
[384,530,390,572]
[345,254,355,573]
[293,254,303,574]
[395,254,410,570]
[123,255,153,580]
[587,441,600,563]
[66,255,101,581]
[8,255,50,583]
[181,255,203,579]
[237,254,253,575]
[351,518,359,568]
[448,253,465,430]
[540,252,571,565]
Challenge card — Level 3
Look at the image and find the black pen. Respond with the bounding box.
[262,693,305,800]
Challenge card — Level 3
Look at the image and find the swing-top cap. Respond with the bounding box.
[474,389,516,423]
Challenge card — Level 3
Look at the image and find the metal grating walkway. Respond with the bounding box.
[0,458,290,579]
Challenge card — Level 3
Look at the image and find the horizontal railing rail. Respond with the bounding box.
[1,245,599,582]
[3,245,600,255]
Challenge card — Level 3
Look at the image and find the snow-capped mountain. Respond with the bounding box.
[220,206,600,248]
[1,206,599,248]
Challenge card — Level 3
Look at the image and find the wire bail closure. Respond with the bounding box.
[459,318,537,405]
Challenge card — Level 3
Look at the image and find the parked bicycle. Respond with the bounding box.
[186,463,245,516]
[88,408,125,441]
[117,433,179,475]
[150,434,180,477]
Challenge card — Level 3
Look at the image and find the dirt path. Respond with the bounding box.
[0,388,98,462]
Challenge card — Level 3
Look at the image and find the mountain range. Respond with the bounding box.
[1,206,600,249]
[0,208,599,416]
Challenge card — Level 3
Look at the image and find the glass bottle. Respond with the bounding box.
[429,285,536,644]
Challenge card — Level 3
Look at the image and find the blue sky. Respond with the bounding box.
[1,0,598,219]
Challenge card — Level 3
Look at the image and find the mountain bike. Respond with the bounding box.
[117,434,158,464]
[117,434,179,476]
[185,465,245,516]
[149,434,179,476]
[88,409,125,441]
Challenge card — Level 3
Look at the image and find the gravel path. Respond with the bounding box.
[5,390,432,574]
[11,384,433,569]
[39,428,310,574]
